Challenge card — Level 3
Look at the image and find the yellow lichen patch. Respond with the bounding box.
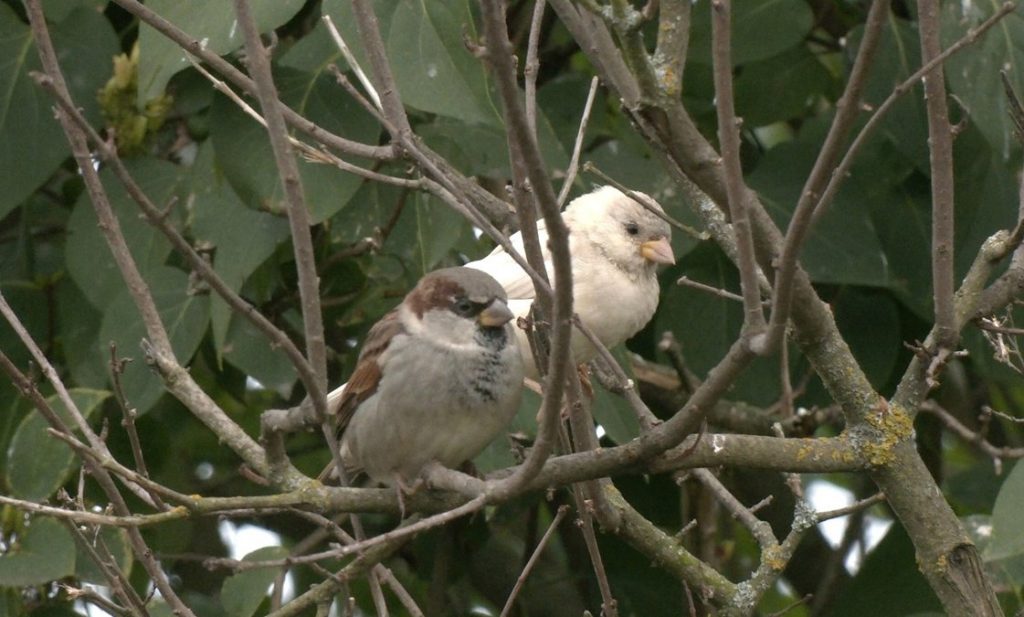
[796,445,812,462]
[861,401,914,466]
[763,545,787,571]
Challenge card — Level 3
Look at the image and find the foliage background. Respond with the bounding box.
[1,0,1024,615]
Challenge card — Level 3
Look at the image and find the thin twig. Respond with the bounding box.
[524,0,547,139]
[322,14,382,111]
[479,0,575,500]
[920,401,1024,467]
[917,0,957,350]
[693,468,777,549]
[557,76,600,205]
[676,275,745,303]
[709,0,765,338]
[815,492,886,521]
[499,505,570,617]
[108,344,167,510]
[234,0,328,424]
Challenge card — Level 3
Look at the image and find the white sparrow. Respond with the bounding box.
[330,267,524,488]
[465,185,675,378]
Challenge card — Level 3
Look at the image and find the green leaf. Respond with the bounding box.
[324,0,497,125]
[832,289,901,390]
[0,517,76,586]
[851,16,929,172]
[0,282,49,369]
[0,4,117,220]
[57,274,108,391]
[734,45,835,126]
[136,0,304,103]
[75,525,133,585]
[386,0,498,125]
[590,347,640,445]
[419,112,569,181]
[384,191,468,276]
[41,0,108,23]
[986,461,1024,561]
[688,0,814,66]
[97,266,211,415]
[748,121,891,288]
[941,3,1024,160]
[65,158,183,311]
[222,315,297,398]
[221,546,289,617]
[189,143,289,355]
[209,67,380,224]
[6,389,110,501]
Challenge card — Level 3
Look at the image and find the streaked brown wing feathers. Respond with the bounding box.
[333,309,405,436]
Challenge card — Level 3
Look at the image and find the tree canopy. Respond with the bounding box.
[2,0,1024,615]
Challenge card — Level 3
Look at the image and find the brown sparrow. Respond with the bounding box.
[330,267,524,489]
[465,186,674,378]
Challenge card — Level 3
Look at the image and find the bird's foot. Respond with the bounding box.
[577,364,594,399]
[392,473,424,520]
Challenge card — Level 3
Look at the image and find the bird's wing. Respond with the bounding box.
[465,219,551,301]
[332,308,404,438]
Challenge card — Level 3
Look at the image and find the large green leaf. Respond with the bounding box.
[41,0,108,22]
[986,461,1024,561]
[6,389,110,501]
[0,518,76,587]
[688,0,814,66]
[136,0,304,103]
[832,289,901,390]
[0,4,117,220]
[97,266,211,415]
[222,315,298,399]
[851,15,929,173]
[189,143,289,355]
[322,0,498,124]
[221,546,289,617]
[942,2,1024,160]
[734,45,835,126]
[389,191,469,276]
[209,67,380,224]
[748,122,892,288]
[386,0,499,125]
[590,347,641,445]
[74,525,133,585]
[65,158,183,311]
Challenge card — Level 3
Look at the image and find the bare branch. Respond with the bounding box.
[479,0,575,499]
[557,76,600,205]
[917,0,957,349]
[709,0,766,337]
[233,0,327,416]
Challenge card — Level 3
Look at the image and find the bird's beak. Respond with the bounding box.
[640,237,676,265]
[477,298,514,327]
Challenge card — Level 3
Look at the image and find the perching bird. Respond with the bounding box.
[465,185,675,378]
[330,267,524,489]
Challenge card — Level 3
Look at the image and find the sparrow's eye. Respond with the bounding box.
[453,298,477,317]
[624,222,640,236]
